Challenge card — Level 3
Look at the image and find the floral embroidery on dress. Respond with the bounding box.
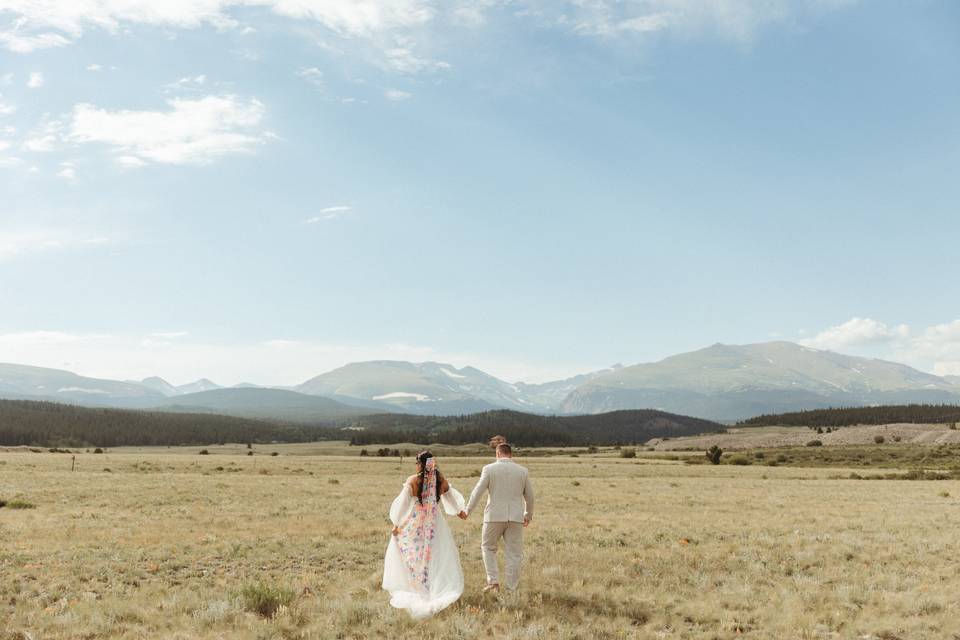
[396,458,439,592]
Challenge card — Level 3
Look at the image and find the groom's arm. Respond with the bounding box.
[463,467,490,517]
[522,473,534,525]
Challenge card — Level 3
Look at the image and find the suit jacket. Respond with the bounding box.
[465,458,534,523]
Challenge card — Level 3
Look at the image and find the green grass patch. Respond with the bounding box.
[240,582,295,618]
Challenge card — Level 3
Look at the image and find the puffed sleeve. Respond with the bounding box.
[389,480,415,526]
[440,485,466,516]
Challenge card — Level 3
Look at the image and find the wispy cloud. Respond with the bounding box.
[22,117,64,152]
[68,95,271,165]
[306,205,353,223]
[86,63,101,72]
[384,89,411,101]
[295,67,324,86]
[0,31,70,53]
[26,71,44,88]
[0,229,111,261]
[0,0,435,52]
[56,160,77,180]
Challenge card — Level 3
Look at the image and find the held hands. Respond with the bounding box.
[523,517,530,528]
[457,511,468,520]
[392,526,400,536]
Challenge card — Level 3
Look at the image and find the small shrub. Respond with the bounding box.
[728,455,751,466]
[776,454,788,463]
[359,449,369,457]
[753,451,765,459]
[806,440,823,447]
[271,452,279,457]
[247,443,252,449]
[587,446,599,454]
[620,448,636,459]
[874,435,885,445]
[247,451,253,456]
[951,423,958,431]
[198,449,210,455]
[939,491,950,498]
[94,448,104,454]
[893,435,902,443]
[328,478,339,485]
[1,499,36,510]
[571,480,580,487]
[705,446,723,465]
[240,582,295,619]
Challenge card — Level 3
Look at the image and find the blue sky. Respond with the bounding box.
[1,0,959,385]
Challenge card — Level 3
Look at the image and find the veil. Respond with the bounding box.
[396,457,439,591]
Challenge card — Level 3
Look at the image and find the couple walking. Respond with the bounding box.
[381,437,535,619]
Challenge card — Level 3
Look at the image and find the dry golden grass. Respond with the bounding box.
[3,446,960,639]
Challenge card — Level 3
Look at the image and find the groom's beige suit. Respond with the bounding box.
[465,458,534,590]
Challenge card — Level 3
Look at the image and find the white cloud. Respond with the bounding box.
[0,0,434,53]
[801,316,960,379]
[68,95,270,165]
[0,229,110,261]
[295,66,324,85]
[22,118,64,152]
[56,161,77,180]
[115,155,146,168]
[384,89,411,101]
[166,74,207,91]
[26,71,44,88]
[801,317,910,350]
[383,42,449,74]
[0,31,70,53]
[1,73,11,85]
[0,97,15,116]
[86,63,102,71]
[306,205,352,223]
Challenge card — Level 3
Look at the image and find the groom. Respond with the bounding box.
[459,442,534,592]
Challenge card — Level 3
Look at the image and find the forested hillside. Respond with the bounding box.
[346,409,724,446]
[0,400,335,447]
[739,404,960,428]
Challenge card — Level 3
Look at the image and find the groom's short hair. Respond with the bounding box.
[496,443,512,456]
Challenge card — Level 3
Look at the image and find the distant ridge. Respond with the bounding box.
[156,388,378,423]
[3,341,959,421]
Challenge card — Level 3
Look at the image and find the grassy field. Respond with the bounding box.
[3,444,960,639]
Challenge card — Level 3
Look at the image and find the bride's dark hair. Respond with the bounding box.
[416,450,443,504]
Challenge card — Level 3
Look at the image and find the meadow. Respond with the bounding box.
[2,442,960,639]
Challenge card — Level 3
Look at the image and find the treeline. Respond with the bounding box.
[347,409,724,446]
[0,399,336,447]
[739,404,960,428]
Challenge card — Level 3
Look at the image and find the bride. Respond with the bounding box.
[382,450,465,619]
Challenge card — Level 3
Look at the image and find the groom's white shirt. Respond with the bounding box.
[465,458,534,523]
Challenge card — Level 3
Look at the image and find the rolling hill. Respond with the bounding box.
[156,388,378,424]
[0,398,333,447]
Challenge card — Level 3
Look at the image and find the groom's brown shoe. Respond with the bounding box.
[483,583,500,593]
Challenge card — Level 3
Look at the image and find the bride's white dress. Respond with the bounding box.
[382,466,465,619]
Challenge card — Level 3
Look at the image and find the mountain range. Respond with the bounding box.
[1,341,958,421]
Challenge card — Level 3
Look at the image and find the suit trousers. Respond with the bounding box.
[481,521,523,590]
